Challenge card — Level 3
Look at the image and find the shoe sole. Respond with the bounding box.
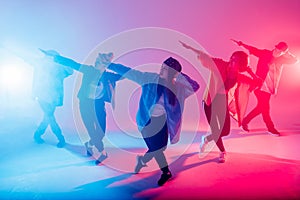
[95,154,108,165]
[219,157,226,163]
[57,143,66,148]
[158,176,172,186]
[267,132,280,137]
[242,129,249,132]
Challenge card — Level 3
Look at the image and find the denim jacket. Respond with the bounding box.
[54,55,122,101]
[108,63,199,144]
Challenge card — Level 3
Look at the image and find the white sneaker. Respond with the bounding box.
[219,151,226,163]
[134,155,147,173]
[199,136,208,153]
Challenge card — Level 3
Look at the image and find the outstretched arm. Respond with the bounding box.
[179,40,203,54]
[231,39,260,56]
[108,63,156,85]
[40,49,82,71]
[179,40,215,69]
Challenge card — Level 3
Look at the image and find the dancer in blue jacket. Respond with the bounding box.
[108,57,199,186]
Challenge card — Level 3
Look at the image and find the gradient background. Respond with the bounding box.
[1,0,300,133]
[1,0,300,199]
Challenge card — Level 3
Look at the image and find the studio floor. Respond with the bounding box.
[1,114,299,200]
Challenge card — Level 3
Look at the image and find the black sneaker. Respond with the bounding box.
[268,128,280,136]
[95,153,108,165]
[158,172,172,186]
[134,155,147,173]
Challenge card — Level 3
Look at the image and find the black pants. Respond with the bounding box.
[242,90,274,130]
[79,98,106,152]
[203,94,230,152]
[141,114,170,173]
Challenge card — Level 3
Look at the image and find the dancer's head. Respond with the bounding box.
[160,57,182,81]
[229,51,249,73]
[273,41,288,57]
[159,57,182,106]
[95,52,113,72]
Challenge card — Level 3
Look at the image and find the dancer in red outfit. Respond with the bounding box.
[232,40,299,136]
[180,41,257,162]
